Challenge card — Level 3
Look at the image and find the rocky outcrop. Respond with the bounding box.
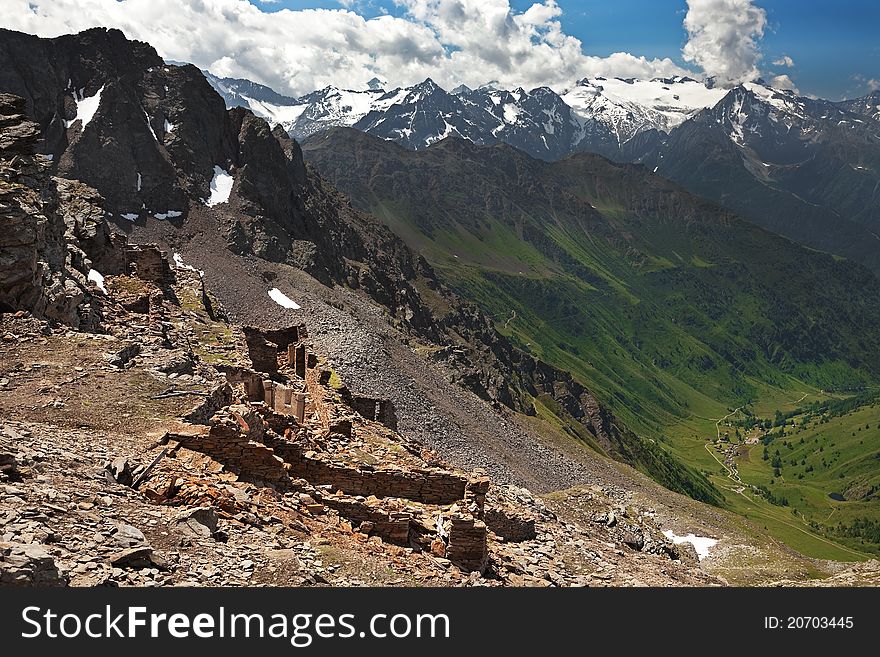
[0,542,67,586]
[0,93,92,325]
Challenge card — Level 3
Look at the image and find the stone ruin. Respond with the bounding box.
[345,395,398,430]
[123,245,171,285]
[242,325,307,375]
[153,323,510,573]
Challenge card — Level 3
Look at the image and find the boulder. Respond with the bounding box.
[0,542,67,586]
[107,546,166,570]
[175,506,219,538]
[105,457,133,486]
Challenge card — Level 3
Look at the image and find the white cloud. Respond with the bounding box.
[772,55,794,68]
[5,0,689,96]
[682,0,767,87]
[770,74,798,93]
[851,74,880,95]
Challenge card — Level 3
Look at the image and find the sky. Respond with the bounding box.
[4,0,879,100]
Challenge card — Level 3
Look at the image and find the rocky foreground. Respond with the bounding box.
[0,271,719,587]
[0,290,723,587]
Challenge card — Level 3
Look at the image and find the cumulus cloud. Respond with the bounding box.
[851,74,880,95]
[682,0,767,87]
[773,55,794,68]
[5,0,689,96]
[770,74,798,93]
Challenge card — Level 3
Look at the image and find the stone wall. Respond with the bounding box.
[316,495,411,545]
[262,380,306,423]
[243,327,282,374]
[165,419,290,487]
[286,458,467,505]
[242,325,307,375]
[348,395,398,430]
[484,506,537,542]
[306,366,354,438]
[215,365,266,403]
[124,245,169,284]
[183,383,234,424]
[446,515,489,573]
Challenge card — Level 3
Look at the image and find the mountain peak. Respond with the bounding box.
[416,77,440,90]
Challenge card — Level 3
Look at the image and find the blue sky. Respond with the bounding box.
[249,0,880,99]
[12,0,879,98]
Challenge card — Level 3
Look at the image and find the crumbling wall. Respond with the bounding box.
[165,420,290,487]
[124,245,169,284]
[261,380,306,422]
[183,383,234,424]
[316,495,411,545]
[242,325,307,375]
[214,364,266,402]
[307,366,354,437]
[285,458,467,504]
[446,515,489,573]
[265,325,306,350]
[348,395,398,430]
[243,327,282,374]
[484,506,537,542]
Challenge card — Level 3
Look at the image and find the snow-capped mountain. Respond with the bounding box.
[200,67,880,203]
[201,70,736,160]
[561,76,728,160]
[649,80,880,275]
[285,86,388,139]
[461,85,579,160]
[837,89,880,123]
[201,70,303,120]
[350,78,500,150]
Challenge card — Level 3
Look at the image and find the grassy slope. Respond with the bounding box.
[304,131,880,558]
[730,397,880,557]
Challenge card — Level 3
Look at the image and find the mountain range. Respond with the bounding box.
[205,71,880,275]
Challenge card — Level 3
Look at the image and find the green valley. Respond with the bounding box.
[304,128,880,558]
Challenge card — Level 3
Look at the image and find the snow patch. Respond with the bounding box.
[143,110,159,142]
[663,530,718,560]
[120,213,139,221]
[502,103,521,124]
[64,85,104,130]
[136,172,142,192]
[268,288,301,310]
[173,252,203,275]
[164,119,175,134]
[87,269,107,293]
[205,166,233,206]
[153,210,182,220]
